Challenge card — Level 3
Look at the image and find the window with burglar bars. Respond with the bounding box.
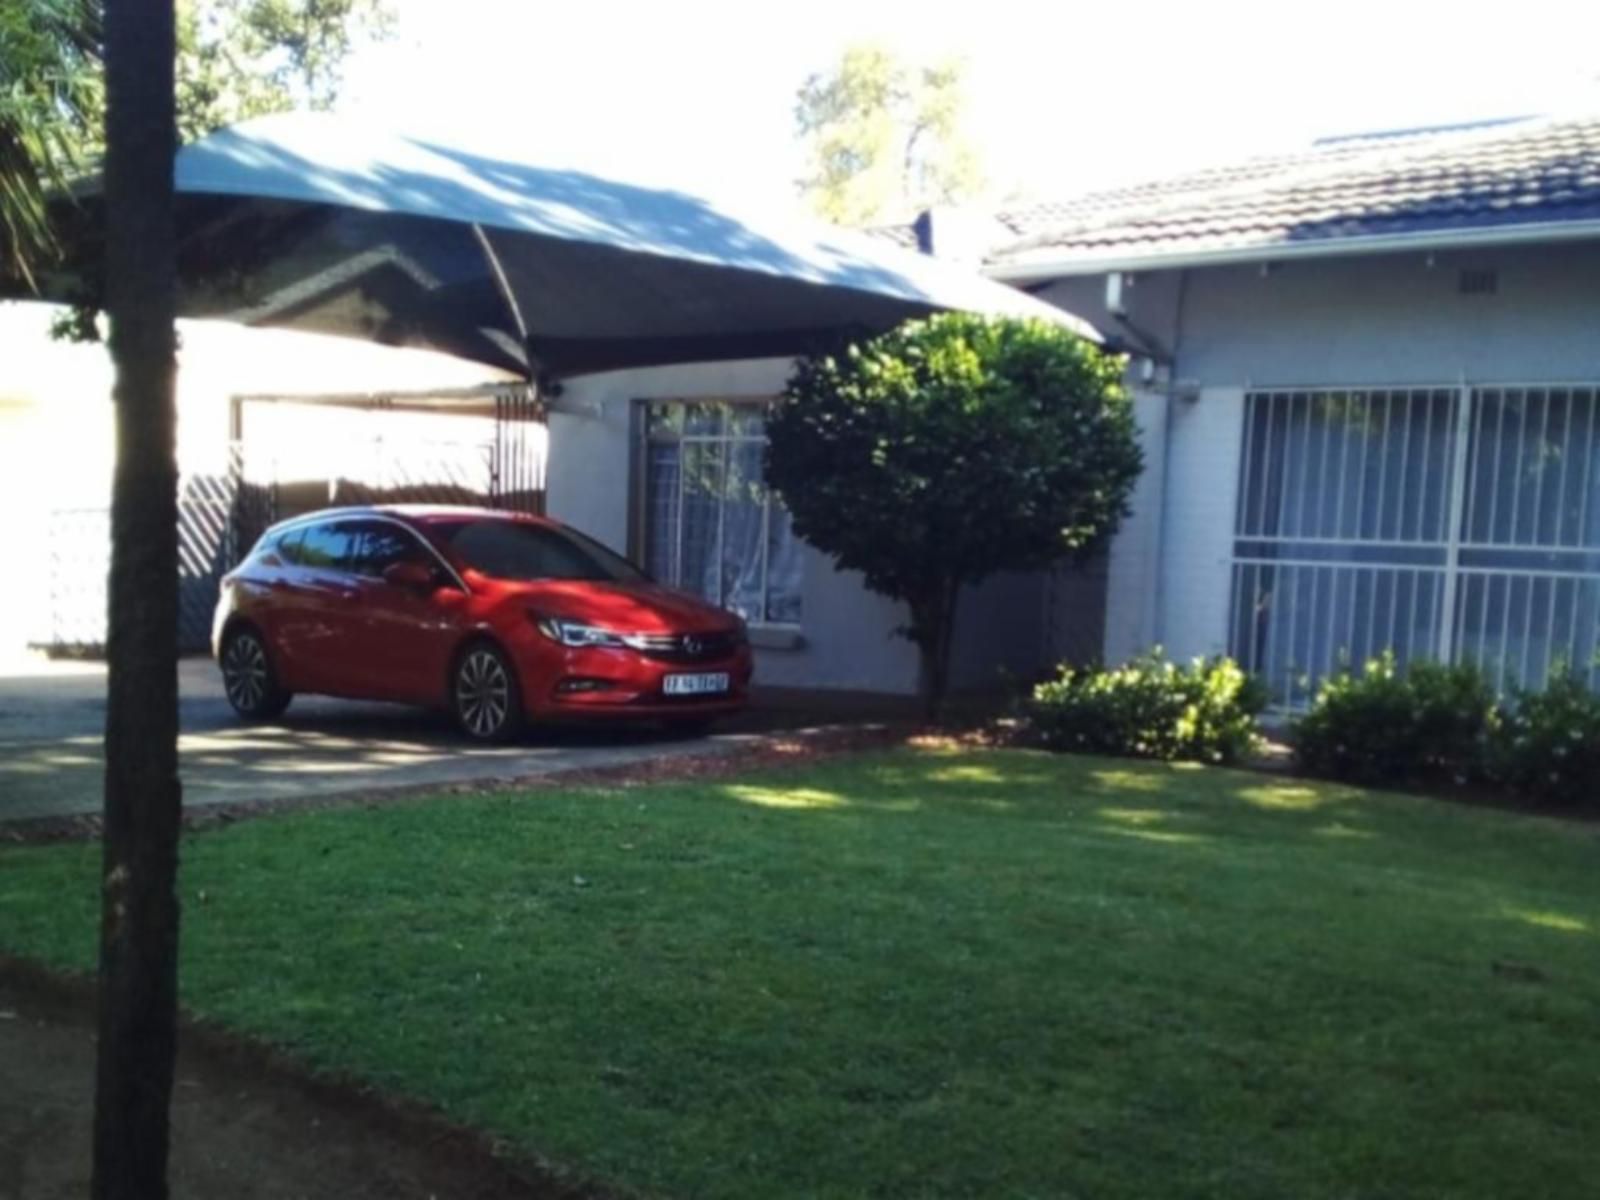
[639,400,803,626]
[1230,385,1600,709]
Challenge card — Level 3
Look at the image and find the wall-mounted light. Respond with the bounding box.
[1105,271,1129,316]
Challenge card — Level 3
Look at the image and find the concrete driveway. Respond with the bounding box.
[0,654,808,825]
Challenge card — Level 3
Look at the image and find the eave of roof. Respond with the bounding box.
[988,215,1600,282]
[986,113,1600,282]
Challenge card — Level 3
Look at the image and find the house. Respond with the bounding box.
[21,114,1597,709]
[981,113,1600,707]
[546,113,1600,706]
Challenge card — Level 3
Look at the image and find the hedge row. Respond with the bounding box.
[1026,652,1267,766]
[1026,651,1599,809]
[1293,655,1599,807]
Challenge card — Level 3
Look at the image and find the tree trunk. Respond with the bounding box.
[92,5,181,1200]
[914,578,961,723]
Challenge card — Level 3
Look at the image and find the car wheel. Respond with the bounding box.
[453,642,523,742]
[220,627,291,720]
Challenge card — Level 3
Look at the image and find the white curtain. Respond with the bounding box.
[643,403,804,625]
[1234,387,1600,703]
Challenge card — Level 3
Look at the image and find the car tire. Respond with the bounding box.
[220,627,292,721]
[452,641,524,743]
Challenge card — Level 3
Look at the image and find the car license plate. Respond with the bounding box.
[663,672,730,696]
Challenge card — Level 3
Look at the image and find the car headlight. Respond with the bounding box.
[533,614,627,649]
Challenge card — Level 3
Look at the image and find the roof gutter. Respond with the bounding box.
[984,218,1600,283]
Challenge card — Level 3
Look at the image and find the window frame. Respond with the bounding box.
[1230,381,1600,710]
[631,397,802,630]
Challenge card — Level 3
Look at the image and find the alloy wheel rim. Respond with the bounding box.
[223,635,268,712]
[457,650,510,737]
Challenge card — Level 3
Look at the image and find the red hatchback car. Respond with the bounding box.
[212,506,753,740]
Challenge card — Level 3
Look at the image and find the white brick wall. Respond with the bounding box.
[1155,388,1244,661]
[547,362,1253,694]
[547,359,923,694]
[1103,390,1170,664]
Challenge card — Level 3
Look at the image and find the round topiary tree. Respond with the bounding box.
[765,311,1142,718]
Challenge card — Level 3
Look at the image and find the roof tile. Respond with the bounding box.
[990,115,1600,267]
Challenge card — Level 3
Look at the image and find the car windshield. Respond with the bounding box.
[437,520,647,584]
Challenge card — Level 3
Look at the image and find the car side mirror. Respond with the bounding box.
[383,560,439,590]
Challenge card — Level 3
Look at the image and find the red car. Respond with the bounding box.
[212,505,753,740]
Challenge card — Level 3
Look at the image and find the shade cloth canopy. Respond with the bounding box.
[32,113,1097,378]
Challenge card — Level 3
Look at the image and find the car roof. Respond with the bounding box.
[265,504,552,536]
[371,504,550,526]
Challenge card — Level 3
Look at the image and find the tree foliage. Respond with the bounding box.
[766,313,1142,715]
[173,0,393,141]
[794,44,983,226]
[0,0,390,290]
[0,0,100,286]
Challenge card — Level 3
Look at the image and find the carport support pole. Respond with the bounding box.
[471,221,551,392]
[92,6,184,1200]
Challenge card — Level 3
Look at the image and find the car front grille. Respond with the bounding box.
[626,631,741,663]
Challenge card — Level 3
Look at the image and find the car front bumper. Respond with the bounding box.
[508,632,754,720]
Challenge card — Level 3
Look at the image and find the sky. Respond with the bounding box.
[335,0,1600,214]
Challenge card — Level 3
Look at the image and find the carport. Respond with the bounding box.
[4,110,1087,826]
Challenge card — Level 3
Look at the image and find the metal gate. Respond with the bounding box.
[44,463,243,653]
[39,383,546,655]
[1229,383,1600,708]
[228,382,547,555]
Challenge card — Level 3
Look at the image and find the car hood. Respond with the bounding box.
[481,577,739,633]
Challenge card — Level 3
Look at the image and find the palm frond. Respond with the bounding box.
[0,0,102,287]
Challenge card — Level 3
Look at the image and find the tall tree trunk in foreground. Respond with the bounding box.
[92,4,180,1199]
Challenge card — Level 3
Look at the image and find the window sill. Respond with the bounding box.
[748,626,806,652]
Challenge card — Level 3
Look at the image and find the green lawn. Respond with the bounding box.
[4,748,1599,1199]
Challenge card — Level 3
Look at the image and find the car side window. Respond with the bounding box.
[347,521,433,579]
[443,520,643,582]
[297,521,358,571]
[268,527,305,565]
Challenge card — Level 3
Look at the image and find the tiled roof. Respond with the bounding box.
[990,114,1600,270]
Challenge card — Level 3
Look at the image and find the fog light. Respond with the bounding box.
[556,677,617,695]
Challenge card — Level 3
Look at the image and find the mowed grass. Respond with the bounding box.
[4,748,1599,1199]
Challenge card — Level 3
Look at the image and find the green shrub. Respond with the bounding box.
[1292,656,1499,786]
[1491,668,1600,809]
[768,313,1141,719]
[1027,651,1266,764]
